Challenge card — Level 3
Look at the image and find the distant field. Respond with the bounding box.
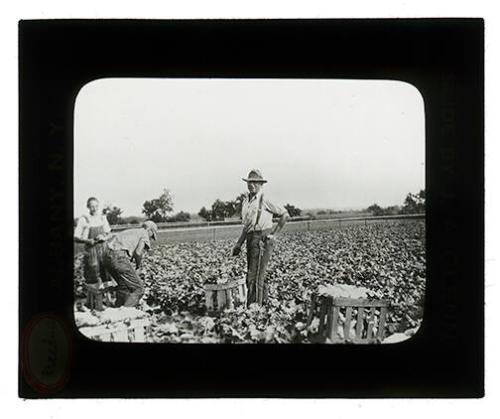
[151,215,423,245]
[302,210,372,219]
[108,211,374,232]
[74,214,424,253]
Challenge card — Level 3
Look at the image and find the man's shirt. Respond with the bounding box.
[74,214,111,239]
[107,228,151,257]
[241,191,287,232]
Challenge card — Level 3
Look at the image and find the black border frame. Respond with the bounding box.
[19,19,484,398]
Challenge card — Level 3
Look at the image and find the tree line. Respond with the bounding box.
[91,189,189,225]
[77,188,425,226]
[366,190,425,216]
[198,196,302,221]
[87,188,303,226]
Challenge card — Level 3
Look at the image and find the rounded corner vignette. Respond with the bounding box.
[73,78,426,345]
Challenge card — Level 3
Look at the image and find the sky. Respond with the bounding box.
[74,78,425,217]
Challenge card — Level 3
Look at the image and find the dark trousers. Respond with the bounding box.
[83,242,107,285]
[102,248,144,307]
[246,229,274,306]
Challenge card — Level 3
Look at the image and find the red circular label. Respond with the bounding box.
[21,313,72,395]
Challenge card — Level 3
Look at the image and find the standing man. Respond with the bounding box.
[232,169,289,306]
[74,197,112,287]
[102,221,158,307]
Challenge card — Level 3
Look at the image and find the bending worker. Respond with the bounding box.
[232,169,289,306]
[103,221,158,307]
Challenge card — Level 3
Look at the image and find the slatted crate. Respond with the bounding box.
[79,318,151,342]
[84,281,117,311]
[307,294,389,344]
[84,283,104,311]
[204,278,247,313]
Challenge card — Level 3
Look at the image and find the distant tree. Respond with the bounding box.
[211,199,227,221]
[384,205,401,216]
[284,203,302,217]
[401,190,425,214]
[102,205,123,225]
[223,201,238,218]
[200,192,275,222]
[199,197,239,221]
[198,207,213,221]
[142,188,174,222]
[367,204,384,216]
[168,211,191,222]
[367,189,424,217]
[234,193,247,217]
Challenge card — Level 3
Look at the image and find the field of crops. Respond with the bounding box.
[74,220,425,343]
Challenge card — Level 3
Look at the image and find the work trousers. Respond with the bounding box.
[83,246,107,285]
[102,248,144,307]
[82,225,108,285]
[246,229,274,306]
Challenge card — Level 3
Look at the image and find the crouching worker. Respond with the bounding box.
[102,221,158,307]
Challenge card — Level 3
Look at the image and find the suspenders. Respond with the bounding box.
[243,192,267,234]
[253,193,265,230]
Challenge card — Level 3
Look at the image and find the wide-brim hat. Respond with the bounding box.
[142,220,159,240]
[242,169,267,183]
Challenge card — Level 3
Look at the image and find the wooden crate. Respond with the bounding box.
[84,281,116,311]
[307,294,389,344]
[85,283,104,311]
[204,278,247,312]
[79,318,151,342]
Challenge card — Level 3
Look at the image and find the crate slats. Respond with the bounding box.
[85,285,104,311]
[355,307,364,341]
[325,306,334,341]
[309,293,388,344]
[205,290,213,311]
[366,307,377,340]
[84,283,117,311]
[212,289,218,310]
[217,289,226,309]
[226,289,234,309]
[318,302,328,336]
[330,306,340,342]
[306,293,317,326]
[344,307,353,341]
[204,278,246,291]
[377,307,387,341]
[330,297,388,307]
[204,278,247,313]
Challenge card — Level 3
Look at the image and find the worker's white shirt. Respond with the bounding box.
[241,191,287,232]
[74,214,111,239]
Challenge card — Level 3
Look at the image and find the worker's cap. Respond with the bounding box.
[142,220,159,240]
[242,169,267,183]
